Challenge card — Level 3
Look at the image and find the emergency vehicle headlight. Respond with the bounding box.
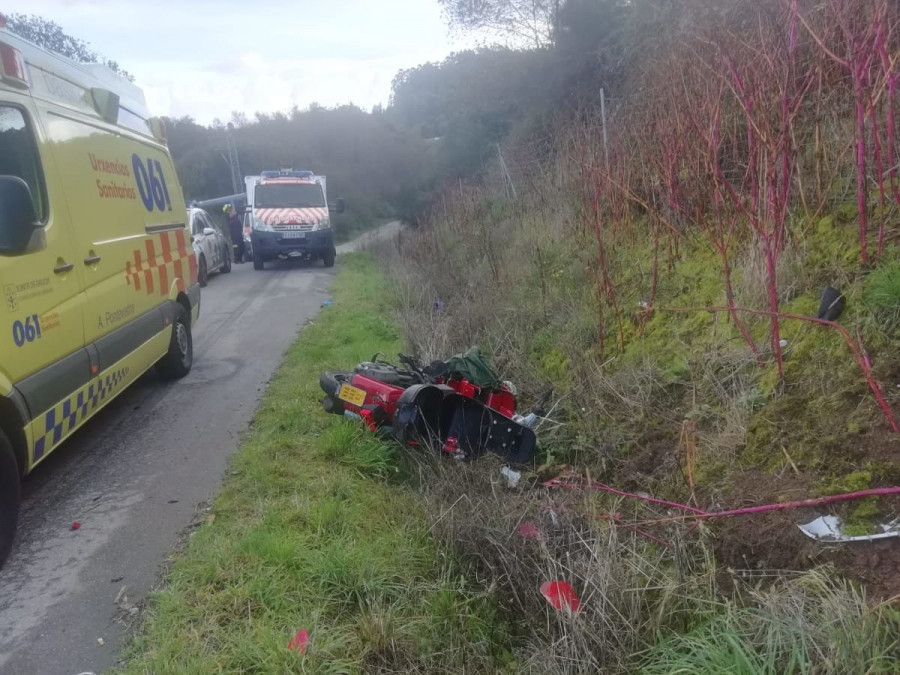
[0,41,28,88]
[313,217,331,231]
[253,218,273,232]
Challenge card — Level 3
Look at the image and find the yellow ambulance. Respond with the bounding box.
[0,26,200,565]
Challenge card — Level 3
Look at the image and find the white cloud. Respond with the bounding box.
[3,0,472,123]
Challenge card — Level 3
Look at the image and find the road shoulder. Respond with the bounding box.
[116,253,509,673]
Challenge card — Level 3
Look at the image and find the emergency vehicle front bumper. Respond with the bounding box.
[251,229,335,260]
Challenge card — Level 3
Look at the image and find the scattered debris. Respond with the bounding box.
[96,637,105,647]
[320,300,334,307]
[205,513,216,526]
[779,338,789,348]
[817,286,845,321]
[167,499,179,504]
[288,628,309,654]
[71,522,81,531]
[798,515,900,542]
[110,576,124,583]
[500,466,521,488]
[114,585,128,605]
[540,581,580,614]
[517,522,542,539]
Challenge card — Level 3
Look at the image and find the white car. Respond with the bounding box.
[189,207,231,286]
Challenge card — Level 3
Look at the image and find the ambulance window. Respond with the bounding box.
[0,106,46,222]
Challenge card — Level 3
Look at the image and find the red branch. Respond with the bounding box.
[546,474,900,526]
[658,305,899,432]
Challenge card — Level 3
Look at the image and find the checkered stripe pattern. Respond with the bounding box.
[125,230,198,296]
[33,367,130,462]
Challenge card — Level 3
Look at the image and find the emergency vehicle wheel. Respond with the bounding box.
[198,256,209,287]
[253,252,264,271]
[0,429,21,568]
[158,305,193,380]
[323,250,336,268]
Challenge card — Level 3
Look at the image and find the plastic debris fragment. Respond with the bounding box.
[500,466,521,488]
[518,522,541,539]
[288,628,309,654]
[540,581,580,613]
[798,515,900,542]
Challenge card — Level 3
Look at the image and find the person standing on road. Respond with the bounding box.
[224,204,245,264]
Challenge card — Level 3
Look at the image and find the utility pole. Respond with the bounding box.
[600,88,610,172]
[497,144,518,201]
[225,122,242,195]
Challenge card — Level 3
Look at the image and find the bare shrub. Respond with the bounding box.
[408,454,722,674]
[735,238,805,310]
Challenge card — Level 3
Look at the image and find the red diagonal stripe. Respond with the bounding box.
[160,232,173,263]
[145,239,157,267]
[174,259,184,291]
[144,268,154,294]
[158,262,168,295]
[175,229,187,257]
[133,249,143,271]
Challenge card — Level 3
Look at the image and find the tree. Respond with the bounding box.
[4,14,133,81]
[438,0,560,47]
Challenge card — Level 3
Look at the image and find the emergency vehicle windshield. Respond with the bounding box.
[255,183,325,208]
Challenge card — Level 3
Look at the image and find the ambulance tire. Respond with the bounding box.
[0,430,20,568]
[323,250,336,268]
[157,305,193,380]
[198,256,208,287]
[253,252,265,271]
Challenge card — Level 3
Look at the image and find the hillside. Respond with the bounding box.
[374,0,900,668]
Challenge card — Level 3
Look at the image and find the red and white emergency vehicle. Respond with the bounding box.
[245,170,344,270]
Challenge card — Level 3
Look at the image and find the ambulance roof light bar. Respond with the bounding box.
[260,170,314,179]
[0,40,29,88]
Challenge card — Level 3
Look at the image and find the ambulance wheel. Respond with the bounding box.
[0,429,21,568]
[221,250,232,273]
[198,256,208,287]
[323,250,336,268]
[158,305,193,380]
[253,252,265,271]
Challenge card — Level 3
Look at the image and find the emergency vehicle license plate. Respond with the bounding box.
[281,231,306,239]
[338,383,367,407]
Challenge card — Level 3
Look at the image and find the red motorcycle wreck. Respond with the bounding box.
[319,348,542,463]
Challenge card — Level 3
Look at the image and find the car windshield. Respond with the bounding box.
[255,183,325,208]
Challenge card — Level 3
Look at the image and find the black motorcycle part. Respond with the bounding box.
[817,286,845,321]
[438,394,536,464]
[393,384,444,445]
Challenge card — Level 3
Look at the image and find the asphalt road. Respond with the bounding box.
[0,249,345,674]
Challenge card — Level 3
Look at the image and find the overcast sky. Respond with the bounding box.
[5,0,474,124]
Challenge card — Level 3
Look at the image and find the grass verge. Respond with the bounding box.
[118,253,512,674]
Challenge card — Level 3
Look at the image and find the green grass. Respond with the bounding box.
[118,253,512,674]
[640,570,900,675]
[864,259,900,333]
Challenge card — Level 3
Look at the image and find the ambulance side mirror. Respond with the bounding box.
[330,197,346,214]
[0,176,42,254]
